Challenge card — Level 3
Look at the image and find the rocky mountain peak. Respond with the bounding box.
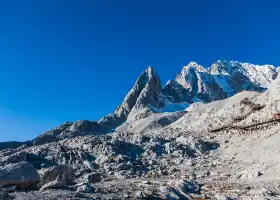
[210,60,278,87]
[210,60,238,75]
[181,61,207,74]
[145,65,156,76]
[115,66,162,115]
[33,66,166,145]
[126,66,165,121]
[174,60,278,102]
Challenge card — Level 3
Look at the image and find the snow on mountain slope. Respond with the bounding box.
[257,73,280,103]
[173,60,278,103]
[211,60,278,87]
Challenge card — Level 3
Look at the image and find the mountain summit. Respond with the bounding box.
[33,66,165,144]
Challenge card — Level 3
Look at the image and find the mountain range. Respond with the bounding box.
[33,60,279,145]
[2,60,280,199]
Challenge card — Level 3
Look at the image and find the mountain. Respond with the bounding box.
[174,60,278,102]
[2,60,280,199]
[33,66,166,145]
[33,60,278,145]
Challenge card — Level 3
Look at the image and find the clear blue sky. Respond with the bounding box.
[0,0,279,141]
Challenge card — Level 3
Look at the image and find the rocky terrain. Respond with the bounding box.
[1,60,280,199]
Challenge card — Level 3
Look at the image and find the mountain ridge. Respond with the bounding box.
[31,60,278,145]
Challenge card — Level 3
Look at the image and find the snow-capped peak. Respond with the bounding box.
[172,60,278,103]
[182,61,207,73]
[145,66,156,77]
[209,60,278,87]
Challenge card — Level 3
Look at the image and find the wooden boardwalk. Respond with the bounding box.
[209,118,280,133]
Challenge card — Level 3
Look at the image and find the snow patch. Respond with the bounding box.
[149,100,189,113]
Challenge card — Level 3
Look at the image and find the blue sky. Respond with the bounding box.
[0,0,279,141]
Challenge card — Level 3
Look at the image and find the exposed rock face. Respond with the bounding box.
[163,80,193,104]
[99,66,165,125]
[118,66,165,121]
[0,162,40,188]
[211,61,278,87]
[175,62,228,102]
[175,60,278,102]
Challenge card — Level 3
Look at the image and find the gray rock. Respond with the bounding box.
[114,171,128,179]
[142,180,151,184]
[163,80,193,104]
[115,163,132,170]
[77,183,94,193]
[135,190,149,199]
[95,154,110,166]
[40,165,74,184]
[85,172,102,183]
[40,180,67,191]
[159,186,182,200]
[0,162,40,188]
[173,179,200,194]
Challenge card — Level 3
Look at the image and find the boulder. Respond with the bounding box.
[173,179,200,194]
[0,162,40,188]
[94,154,110,166]
[77,184,94,193]
[85,172,102,183]
[40,165,74,184]
[135,190,149,199]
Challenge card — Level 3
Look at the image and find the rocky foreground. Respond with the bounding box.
[1,63,280,199]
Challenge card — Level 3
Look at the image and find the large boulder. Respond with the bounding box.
[40,165,74,184]
[0,162,40,188]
